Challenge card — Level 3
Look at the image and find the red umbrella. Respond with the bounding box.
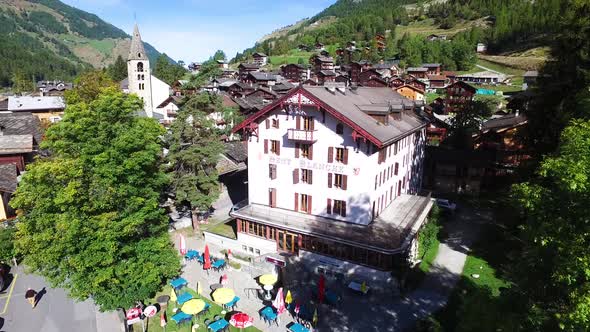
[230,312,254,329]
[203,245,211,270]
[318,274,325,304]
[160,312,167,327]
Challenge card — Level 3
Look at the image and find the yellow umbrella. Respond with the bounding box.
[285,290,293,304]
[361,281,367,293]
[181,299,206,315]
[259,274,278,286]
[170,288,177,303]
[212,288,235,304]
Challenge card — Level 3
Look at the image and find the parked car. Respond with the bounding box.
[436,199,457,213]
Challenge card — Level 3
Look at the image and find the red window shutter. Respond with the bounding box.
[328,173,332,188]
[265,119,270,129]
[296,115,301,130]
[294,193,298,211]
[264,139,268,154]
[309,145,313,160]
[276,141,280,156]
[268,189,272,206]
[310,118,315,130]
[295,143,300,158]
[309,170,313,184]
[342,175,348,190]
[307,195,312,214]
[343,148,349,165]
[342,201,347,217]
[293,169,299,184]
[327,199,332,214]
[328,147,334,163]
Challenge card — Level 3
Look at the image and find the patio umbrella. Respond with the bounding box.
[203,245,211,270]
[259,274,278,286]
[230,312,254,330]
[212,287,235,304]
[179,234,187,256]
[181,299,206,315]
[285,290,293,305]
[170,288,177,303]
[160,312,167,327]
[318,274,325,304]
[196,281,202,296]
[361,281,367,294]
[313,307,318,327]
[273,287,286,314]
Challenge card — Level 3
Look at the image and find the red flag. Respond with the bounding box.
[160,312,167,327]
[203,245,211,270]
[318,274,325,304]
[294,302,300,314]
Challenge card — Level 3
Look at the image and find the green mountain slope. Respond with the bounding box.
[0,0,167,87]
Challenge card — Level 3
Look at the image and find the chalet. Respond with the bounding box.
[427,75,448,89]
[456,71,505,85]
[317,70,337,85]
[188,62,201,74]
[244,72,277,87]
[311,56,335,74]
[228,85,433,282]
[358,68,385,85]
[395,84,425,101]
[238,63,260,81]
[350,60,372,83]
[335,74,349,85]
[302,78,318,86]
[0,112,42,172]
[442,71,456,82]
[220,69,238,79]
[389,77,405,88]
[252,52,268,66]
[422,63,441,75]
[228,82,257,98]
[37,80,73,96]
[373,62,401,77]
[281,64,308,83]
[217,60,229,69]
[271,82,296,95]
[298,44,310,52]
[315,42,325,51]
[232,96,266,116]
[444,81,477,113]
[375,34,386,50]
[319,50,330,57]
[361,76,389,88]
[171,80,192,96]
[523,71,539,90]
[245,87,278,102]
[155,96,183,125]
[406,67,428,79]
[475,113,529,167]
[3,96,65,124]
[406,78,427,92]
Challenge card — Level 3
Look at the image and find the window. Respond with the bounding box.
[301,194,311,213]
[269,164,277,179]
[303,116,314,130]
[272,118,279,128]
[242,245,247,251]
[301,144,311,159]
[336,123,344,134]
[270,140,280,155]
[335,148,345,162]
[395,163,399,175]
[137,62,144,72]
[255,249,261,255]
[301,169,313,184]
[334,173,347,189]
[269,188,276,207]
[333,200,346,217]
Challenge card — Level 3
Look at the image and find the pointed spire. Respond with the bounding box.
[128,24,147,61]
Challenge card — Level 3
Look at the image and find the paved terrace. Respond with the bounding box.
[232,194,434,253]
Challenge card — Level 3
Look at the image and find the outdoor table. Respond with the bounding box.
[210,283,223,290]
[208,318,229,332]
[263,284,273,301]
[289,323,310,332]
[177,292,194,305]
[224,296,240,310]
[185,250,199,260]
[212,259,226,271]
[170,277,188,290]
[171,311,192,325]
[348,281,369,294]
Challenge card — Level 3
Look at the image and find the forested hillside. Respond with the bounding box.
[233,0,564,67]
[0,0,166,88]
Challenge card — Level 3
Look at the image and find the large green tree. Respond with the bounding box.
[107,55,128,82]
[166,93,224,227]
[154,54,187,85]
[11,85,180,311]
[512,119,590,331]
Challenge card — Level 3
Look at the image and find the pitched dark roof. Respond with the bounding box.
[247,72,277,81]
[225,141,248,162]
[422,63,441,68]
[253,52,267,57]
[0,163,17,193]
[319,70,336,77]
[239,63,260,70]
[0,112,42,145]
[407,67,428,72]
[427,75,447,81]
[481,114,527,132]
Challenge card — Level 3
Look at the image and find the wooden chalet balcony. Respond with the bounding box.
[287,128,316,142]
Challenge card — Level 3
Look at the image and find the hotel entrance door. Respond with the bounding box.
[277,231,297,254]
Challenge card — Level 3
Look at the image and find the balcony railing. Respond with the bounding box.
[287,128,316,142]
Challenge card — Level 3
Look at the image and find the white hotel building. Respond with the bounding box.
[230,85,433,273]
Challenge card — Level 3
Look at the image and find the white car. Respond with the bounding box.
[436,199,457,213]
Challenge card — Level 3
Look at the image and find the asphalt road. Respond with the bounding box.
[0,265,98,332]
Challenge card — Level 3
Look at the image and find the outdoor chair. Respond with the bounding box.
[204,319,211,326]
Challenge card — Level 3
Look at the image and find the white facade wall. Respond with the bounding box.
[151,75,172,115]
[128,59,153,117]
[154,100,179,123]
[246,92,426,225]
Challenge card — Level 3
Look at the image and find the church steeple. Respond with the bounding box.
[128,24,147,60]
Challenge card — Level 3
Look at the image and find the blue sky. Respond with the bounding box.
[63,0,336,62]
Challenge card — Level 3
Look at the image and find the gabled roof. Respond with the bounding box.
[396,84,425,94]
[0,112,42,144]
[281,63,306,70]
[156,96,183,109]
[315,56,334,63]
[238,63,260,70]
[232,86,426,147]
[319,70,336,77]
[252,52,267,57]
[407,67,428,72]
[447,80,477,93]
[422,63,441,68]
[481,114,527,132]
[128,24,147,61]
[7,96,65,112]
[427,75,447,81]
[245,87,277,98]
[247,72,277,81]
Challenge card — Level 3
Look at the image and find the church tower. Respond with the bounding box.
[127,24,154,117]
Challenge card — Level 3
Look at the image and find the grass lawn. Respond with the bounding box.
[201,219,237,240]
[461,255,510,297]
[87,39,116,55]
[418,238,440,274]
[477,59,525,77]
[144,285,261,332]
[395,18,477,40]
[426,92,443,104]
